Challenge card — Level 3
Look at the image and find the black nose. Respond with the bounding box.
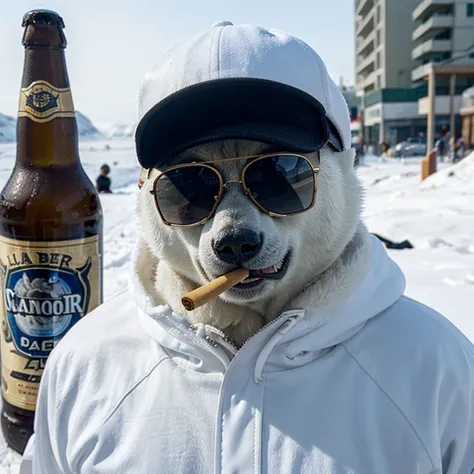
[213,229,262,264]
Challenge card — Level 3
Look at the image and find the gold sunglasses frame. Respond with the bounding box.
[148,153,320,228]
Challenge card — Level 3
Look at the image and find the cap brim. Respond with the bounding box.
[135,78,341,169]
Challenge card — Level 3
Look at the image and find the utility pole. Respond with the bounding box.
[449,74,456,140]
[427,65,436,151]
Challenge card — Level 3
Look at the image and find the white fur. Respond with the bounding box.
[138,140,372,346]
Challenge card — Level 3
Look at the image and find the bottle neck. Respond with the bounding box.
[16,46,80,168]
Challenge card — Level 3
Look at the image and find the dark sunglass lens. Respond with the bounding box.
[245,155,315,214]
[154,166,220,225]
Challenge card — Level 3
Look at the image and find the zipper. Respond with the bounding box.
[154,310,230,360]
[189,324,239,363]
[253,315,303,383]
[193,309,304,358]
[239,309,303,349]
[191,314,286,356]
[210,310,304,474]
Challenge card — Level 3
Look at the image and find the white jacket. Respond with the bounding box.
[20,237,474,473]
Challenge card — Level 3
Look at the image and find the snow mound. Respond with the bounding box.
[0,113,16,143]
[76,111,104,140]
[103,123,136,139]
[420,152,474,191]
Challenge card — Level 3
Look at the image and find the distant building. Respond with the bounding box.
[340,87,361,120]
[355,0,474,148]
[411,0,474,146]
[355,0,420,148]
[340,86,363,145]
[412,0,474,83]
[355,0,419,94]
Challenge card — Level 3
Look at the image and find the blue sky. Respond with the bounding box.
[0,0,355,126]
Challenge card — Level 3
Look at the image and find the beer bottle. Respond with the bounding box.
[0,9,103,454]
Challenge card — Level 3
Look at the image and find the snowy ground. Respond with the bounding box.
[359,154,474,340]
[0,142,472,472]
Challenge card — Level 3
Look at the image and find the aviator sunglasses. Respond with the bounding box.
[139,153,320,227]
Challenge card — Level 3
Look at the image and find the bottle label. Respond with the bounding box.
[0,235,100,411]
[18,80,75,123]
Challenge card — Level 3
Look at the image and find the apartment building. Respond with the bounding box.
[355,0,474,147]
[412,0,474,83]
[355,0,419,94]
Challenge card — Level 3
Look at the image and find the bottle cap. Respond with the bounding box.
[22,9,65,29]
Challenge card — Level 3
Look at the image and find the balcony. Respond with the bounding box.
[413,0,453,22]
[356,8,375,38]
[356,51,377,74]
[356,0,374,18]
[356,30,376,56]
[412,39,451,60]
[412,63,432,81]
[360,71,378,91]
[412,14,453,41]
[418,95,462,115]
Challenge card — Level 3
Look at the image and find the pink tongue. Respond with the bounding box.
[261,265,278,274]
[241,277,261,284]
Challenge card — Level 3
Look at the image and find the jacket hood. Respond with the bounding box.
[129,235,406,376]
[275,235,406,357]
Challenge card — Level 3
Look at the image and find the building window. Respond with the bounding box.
[376,5,381,24]
[349,106,359,121]
[467,3,474,16]
[376,29,380,46]
[432,51,452,63]
[367,108,380,119]
[434,29,452,40]
[376,52,382,70]
[437,6,453,15]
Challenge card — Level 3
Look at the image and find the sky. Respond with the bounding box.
[0,0,355,127]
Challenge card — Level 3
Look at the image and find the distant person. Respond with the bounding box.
[449,136,456,161]
[353,136,364,167]
[95,164,112,194]
[435,136,446,162]
[455,137,466,162]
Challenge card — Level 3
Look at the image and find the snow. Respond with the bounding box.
[0,114,16,144]
[360,154,474,341]
[0,144,472,472]
[75,111,104,140]
[100,123,136,139]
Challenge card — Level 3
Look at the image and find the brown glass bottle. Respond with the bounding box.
[0,10,103,454]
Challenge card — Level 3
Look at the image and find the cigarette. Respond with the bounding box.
[181,267,250,311]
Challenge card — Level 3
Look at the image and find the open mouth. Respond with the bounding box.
[234,251,292,289]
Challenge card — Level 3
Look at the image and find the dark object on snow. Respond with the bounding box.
[372,233,414,250]
[354,146,364,167]
[96,164,112,194]
[96,175,111,193]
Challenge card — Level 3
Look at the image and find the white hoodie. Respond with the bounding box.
[20,236,474,474]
